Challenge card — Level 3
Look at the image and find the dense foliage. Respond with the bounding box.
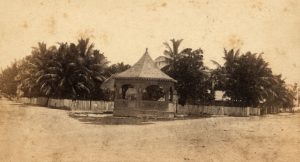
[212,49,295,108]
[0,61,19,97]
[161,39,213,105]
[0,39,129,100]
[104,62,131,77]
[0,38,296,110]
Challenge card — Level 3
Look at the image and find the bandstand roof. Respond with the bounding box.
[114,49,176,82]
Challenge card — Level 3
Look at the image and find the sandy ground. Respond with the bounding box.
[0,98,299,162]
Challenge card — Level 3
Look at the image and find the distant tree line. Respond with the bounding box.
[0,38,296,110]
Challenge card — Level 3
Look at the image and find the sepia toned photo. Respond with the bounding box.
[0,0,299,161]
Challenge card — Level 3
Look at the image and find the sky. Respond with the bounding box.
[0,0,299,84]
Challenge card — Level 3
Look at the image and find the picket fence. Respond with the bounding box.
[18,97,114,113]
[18,97,260,116]
[176,104,260,116]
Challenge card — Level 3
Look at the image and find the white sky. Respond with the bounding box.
[0,0,299,84]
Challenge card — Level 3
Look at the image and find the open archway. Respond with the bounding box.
[142,85,165,101]
[119,84,137,100]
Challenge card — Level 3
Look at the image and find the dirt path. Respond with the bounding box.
[0,98,299,162]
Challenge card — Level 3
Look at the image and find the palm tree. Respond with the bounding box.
[16,57,36,97]
[211,49,240,102]
[4,38,110,101]
[35,42,71,99]
[35,44,58,97]
[160,39,184,75]
[212,49,278,107]
[74,38,108,99]
[36,39,108,100]
[17,43,56,98]
[262,75,295,113]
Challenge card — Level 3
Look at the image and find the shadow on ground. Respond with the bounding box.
[69,113,154,125]
[68,112,213,125]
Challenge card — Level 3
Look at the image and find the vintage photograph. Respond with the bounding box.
[0,0,299,161]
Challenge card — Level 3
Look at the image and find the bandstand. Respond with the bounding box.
[112,49,177,118]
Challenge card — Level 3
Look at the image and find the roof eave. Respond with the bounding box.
[114,76,177,83]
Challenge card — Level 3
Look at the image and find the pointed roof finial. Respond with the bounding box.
[113,48,177,83]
